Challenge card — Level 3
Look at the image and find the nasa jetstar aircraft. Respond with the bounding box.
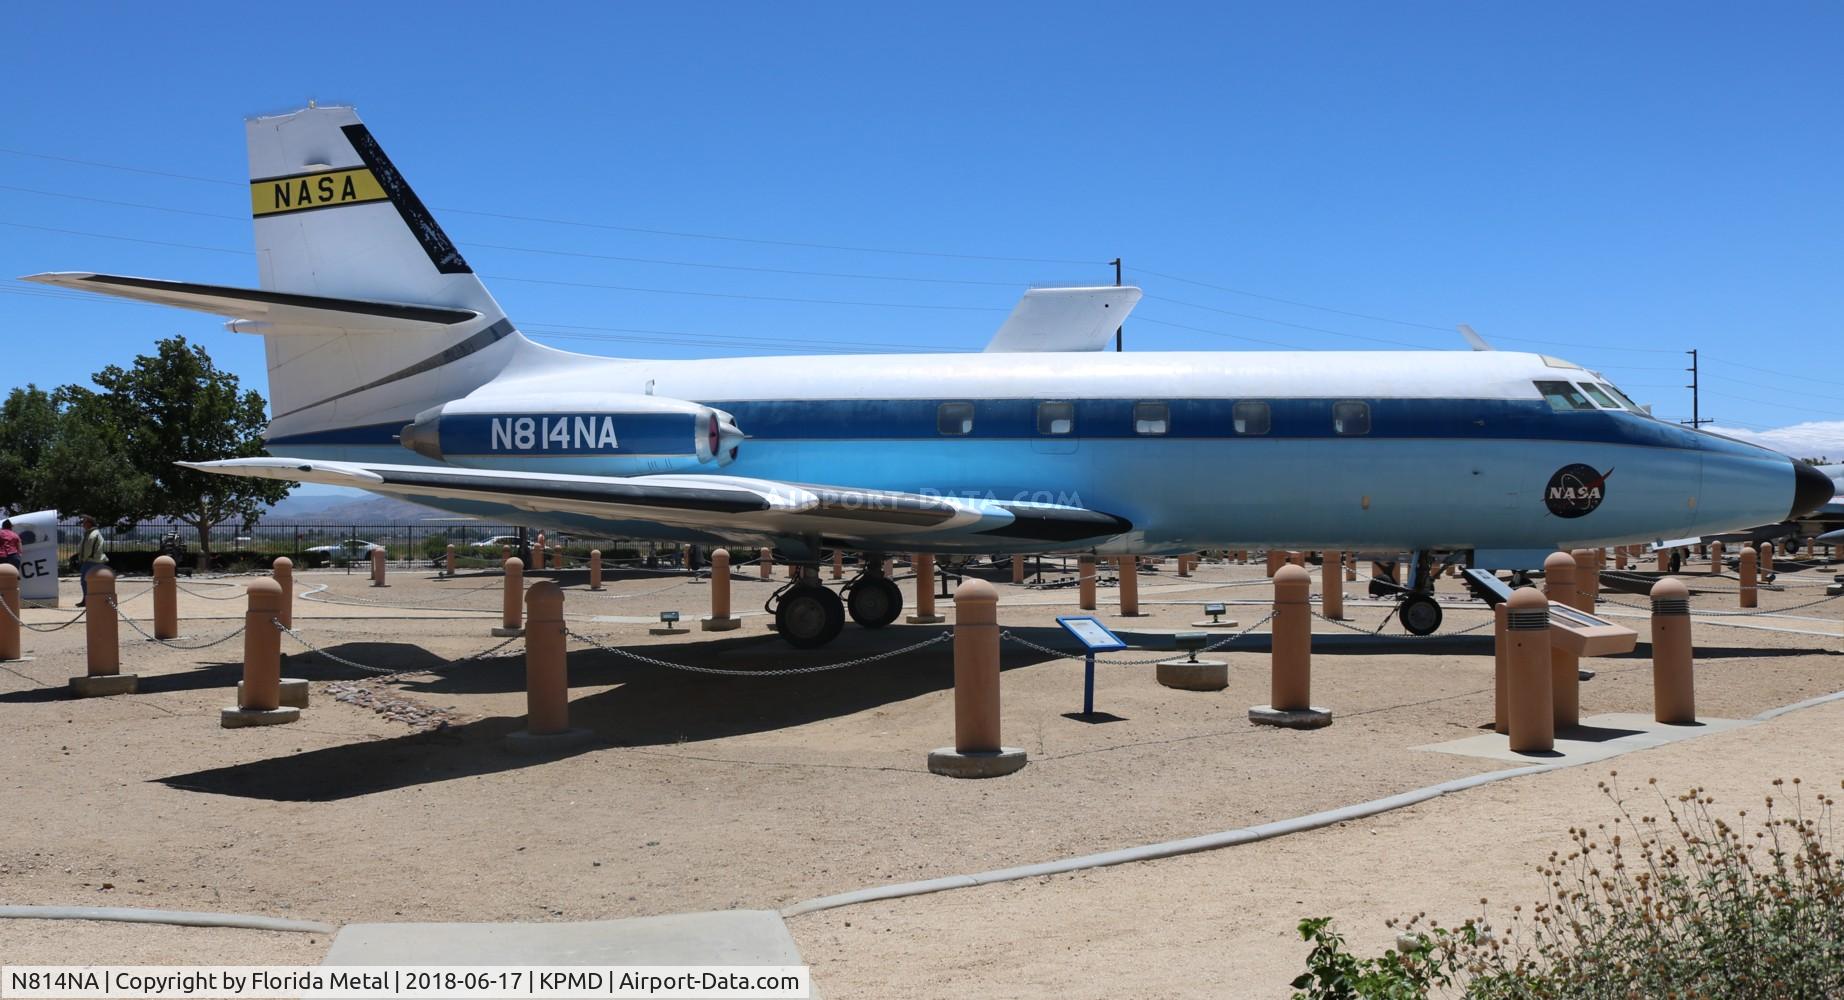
[25,106,1834,646]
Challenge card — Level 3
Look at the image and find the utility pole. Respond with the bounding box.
[1682,349,1711,428]
[1109,258,1124,352]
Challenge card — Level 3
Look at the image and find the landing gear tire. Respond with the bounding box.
[1400,594,1443,636]
[847,576,903,629]
[776,586,845,649]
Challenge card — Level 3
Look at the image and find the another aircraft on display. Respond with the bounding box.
[24,106,1834,645]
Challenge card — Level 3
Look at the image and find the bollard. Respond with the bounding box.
[589,549,603,591]
[1739,546,1757,608]
[832,550,844,580]
[370,547,387,587]
[1321,549,1344,620]
[70,568,138,697]
[1012,554,1026,584]
[494,557,525,636]
[1759,541,1773,577]
[1571,548,1598,615]
[271,556,293,630]
[1650,577,1695,724]
[1492,602,1509,734]
[759,547,772,580]
[1505,587,1554,753]
[927,579,1025,777]
[1265,550,1285,577]
[1177,554,1190,578]
[221,577,296,726]
[1709,539,1724,570]
[1543,552,1580,728]
[533,536,546,572]
[445,543,456,578]
[0,564,21,662]
[702,548,741,631]
[1289,550,1305,567]
[1615,546,1628,570]
[506,580,593,752]
[1345,552,1356,582]
[1250,564,1330,728]
[908,553,945,623]
[1078,556,1097,610]
[152,555,179,640]
[1657,547,1669,573]
[1117,556,1142,616]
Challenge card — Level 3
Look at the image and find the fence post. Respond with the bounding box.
[221,578,298,727]
[1543,551,1580,728]
[1321,549,1344,620]
[908,554,945,623]
[0,564,20,662]
[1078,556,1097,611]
[153,555,179,640]
[702,548,740,631]
[506,580,593,753]
[589,549,603,591]
[1505,587,1554,753]
[1250,563,1330,728]
[927,579,1025,777]
[494,557,526,636]
[1650,577,1695,724]
[71,568,135,697]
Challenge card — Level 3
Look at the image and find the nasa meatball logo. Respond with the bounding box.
[1545,464,1612,518]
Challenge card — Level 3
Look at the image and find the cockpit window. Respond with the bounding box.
[1534,380,1596,412]
[1596,383,1641,411]
[1578,383,1621,409]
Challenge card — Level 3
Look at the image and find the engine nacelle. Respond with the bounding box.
[399,393,742,473]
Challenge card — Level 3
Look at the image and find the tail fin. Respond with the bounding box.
[241,106,518,438]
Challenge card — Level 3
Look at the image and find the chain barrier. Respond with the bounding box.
[1000,611,1278,665]
[276,619,523,679]
[1591,589,1844,618]
[109,598,248,649]
[0,597,87,633]
[566,627,952,676]
[174,583,253,601]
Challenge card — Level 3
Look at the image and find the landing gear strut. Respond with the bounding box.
[1367,551,1445,636]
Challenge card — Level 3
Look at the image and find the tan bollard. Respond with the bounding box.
[494,557,525,636]
[702,548,740,631]
[506,580,592,752]
[0,564,20,662]
[1738,546,1757,608]
[1289,550,1305,567]
[1615,546,1628,570]
[1078,556,1097,610]
[1650,577,1695,724]
[1266,550,1284,577]
[152,555,179,640]
[1657,547,1669,573]
[1544,552,1580,728]
[1345,552,1356,582]
[1759,541,1773,576]
[928,579,1025,777]
[532,536,546,571]
[1505,587,1554,753]
[1117,556,1142,616]
[759,546,772,580]
[1250,564,1329,727]
[82,568,121,677]
[832,550,844,580]
[271,556,293,630]
[589,549,603,591]
[445,543,456,578]
[221,577,296,726]
[908,553,945,623]
[1012,554,1026,584]
[1571,548,1598,615]
[1321,550,1344,620]
[370,547,387,587]
[1177,554,1190,578]
[1710,540,1724,570]
[1492,602,1509,734]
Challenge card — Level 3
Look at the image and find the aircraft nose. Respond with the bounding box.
[1791,461,1834,519]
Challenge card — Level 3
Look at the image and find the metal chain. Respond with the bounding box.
[110,598,248,649]
[566,627,951,676]
[0,597,87,632]
[175,583,252,601]
[1593,590,1844,617]
[276,619,523,678]
[1000,611,1277,665]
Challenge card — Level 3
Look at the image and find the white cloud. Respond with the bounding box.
[1702,420,1844,462]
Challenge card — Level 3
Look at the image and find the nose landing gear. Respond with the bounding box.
[1367,551,1446,636]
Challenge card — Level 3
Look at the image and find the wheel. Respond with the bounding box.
[776,586,845,648]
[1400,594,1443,636]
[847,575,903,628]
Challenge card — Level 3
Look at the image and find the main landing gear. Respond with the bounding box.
[1368,551,1444,636]
[767,553,906,648]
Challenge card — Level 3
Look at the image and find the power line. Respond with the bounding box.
[483,273,1006,312]
[1132,263,1452,333]
[467,241,1022,287]
[1145,294,1431,348]
[0,220,251,255]
[0,184,246,221]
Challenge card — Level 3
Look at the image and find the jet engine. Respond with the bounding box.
[398,393,743,474]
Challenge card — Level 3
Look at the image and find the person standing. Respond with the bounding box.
[74,515,108,607]
[0,519,20,572]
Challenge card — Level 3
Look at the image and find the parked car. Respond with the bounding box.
[304,539,385,558]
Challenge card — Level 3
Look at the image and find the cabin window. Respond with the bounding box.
[1333,401,1370,435]
[937,401,974,435]
[1233,401,1270,435]
[1534,380,1596,412]
[1133,401,1169,435]
[1579,383,1621,409]
[1037,401,1075,435]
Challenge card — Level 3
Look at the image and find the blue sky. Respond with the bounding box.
[3,2,1841,452]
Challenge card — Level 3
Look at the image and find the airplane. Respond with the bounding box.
[1651,462,1843,569]
[23,106,1834,646]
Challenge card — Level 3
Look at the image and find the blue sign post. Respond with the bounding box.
[1056,615,1129,716]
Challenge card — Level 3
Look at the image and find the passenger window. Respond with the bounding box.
[1133,401,1169,435]
[1533,380,1596,412]
[1579,383,1620,409]
[1037,401,1075,435]
[937,401,974,436]
[1233,401,1270,435]
[1334,401,1370,436]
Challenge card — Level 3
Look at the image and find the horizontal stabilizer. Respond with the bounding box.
[985,286,1142,353]
[20,273,480,333]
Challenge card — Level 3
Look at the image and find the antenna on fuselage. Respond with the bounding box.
[1458,324,1493,351]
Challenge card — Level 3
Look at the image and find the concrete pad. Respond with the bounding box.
[238,678,309,709]
[1190,619,1240,628]
[1248,705,1333,729]
[926,747,1028,778]
[323,910,807,967]
[1416,712,1756,765]
[489,627,525,638]
[647,626,688,636]
[220,706,301,728]
[69,674,138,697]
[700,616,741,632]
[504,727,596,755]
[904,614,945,624]
[1155,658,1229,691]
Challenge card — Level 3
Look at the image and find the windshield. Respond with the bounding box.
[1579,383,1620,409]
[1534,380,1596,411]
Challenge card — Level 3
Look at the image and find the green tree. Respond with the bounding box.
[36,386,153,527]
[89,336,290,564]
[0,385,61,514]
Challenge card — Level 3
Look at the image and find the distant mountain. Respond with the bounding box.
[260,491,483,526]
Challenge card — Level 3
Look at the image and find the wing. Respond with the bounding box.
[21,273,479,334]
[187,457,1132,548]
